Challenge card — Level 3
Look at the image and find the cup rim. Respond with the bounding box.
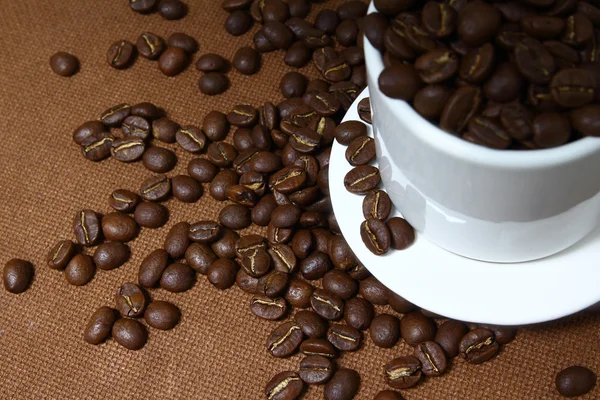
[364,5,600,170]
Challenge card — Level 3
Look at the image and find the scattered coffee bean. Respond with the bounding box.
[112,318,147,350]
[199,73,230,95]
[219,204,251,230]
[73,121,105,145]
[479,324,517,345]
[47,240,75,270]
[3,259,33,294]
[226,9,253,36]
[167,32,198,53]
[137,32,166,60]
[81,132,114,161]
[322,270,357,300]
[189,220,222,244]
[110,137,145,162]
[265,371,305,400]
[233,46,261,75]
[83,306,118,345]
[74,209,101,246]
[115,282,147,318]
[435,319,469,358]
[50,52,79,77]
[140,175,171,202]
[256,270,289,298]
[385,356,422,389]
[185,243,217,274]
[158,0,187,20]
[138,249,169,288]
[211,227,240,259]
[360,218,390,255]
[324,369,360,400]
[280,72,308,99]
[556,366,597,397]
[400,311,437,346]
[207,258,238,290]
[158,47,189,76]
[143,147,177,173]
[311,288,344,320]
[345,136,375,166]
[144,300,181,330]
[202,110,230,141]
[266,321,304,358]
[327,323,361,352]
[251,296,287,320]
[415,341,447,376]
[387,217,415,250]
[101,212,138,242]
[160,262,196,292]
[134,202,169,228]
[286,279,314,309]
[196,53,230,72]
[370,314,401,349]
[343,297,374,331]
[164,222,191,259]
[107,40,135,69]
[362,190,391,220]
[152,117,180,143]
[171,175,202,203]
[188,158,219,183]
[294,310,328,338]
[459,328,499,364]
[344,166,380,194]
[65,254,95,286]
[374,390,404,400]
[93,242,130,271]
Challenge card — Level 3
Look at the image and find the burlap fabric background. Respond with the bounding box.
[0,1,599,399]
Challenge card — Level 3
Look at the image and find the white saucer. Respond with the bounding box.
[329,87,600,325]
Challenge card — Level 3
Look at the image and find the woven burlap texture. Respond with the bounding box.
[0,1,598,399]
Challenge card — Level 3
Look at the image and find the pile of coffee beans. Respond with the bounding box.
[129,0,188,20]
[84,282,180,350]
[364,0,600,149]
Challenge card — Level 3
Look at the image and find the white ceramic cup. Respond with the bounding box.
[364,5,600,263]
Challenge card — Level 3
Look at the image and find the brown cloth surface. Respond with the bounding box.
[0,1,599,399]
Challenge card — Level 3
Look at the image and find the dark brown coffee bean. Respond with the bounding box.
[435,320,469,358]
[227,184,258,206]
[348,264,370,281]
[202,110,229,141]
[164,222,191,259]
[500,102,534,141]
[65,254,95,286]
[294,310,328,338]
[286,279,313,308]
[374,390,404,400]
[50,51,79,77]
[176,126,207,153]
[172,175,202,203]
[343,297,374,331]
[322,270,357,301]
[358,276,387,305]
[142,147,177,174]
[298,355,334,385]
[520,16,564,40]
[134,202,169,228]
[533,112,571,148]
[158,47,189,76]
[327,323,361,352]
[370,314,401,349]
[74,210,101,246]
[112,318,147,350]
[3,259,33,294]
[280,72,308,99]
[324,369,360,400]
[227,104,258,128]
[556,366,597,397]
[210,169,239,201]
[263,21,294,49]
[93,242,129,271]
[236,268,259,293]
[83,306,118,345]
[467,116,512,149]
[232,46,261,75]
[81,132,114,161]
[110,137,145,162]
[265,371,305,400]
[379,64,423,101]
[515,37,556,85]
[144,301,180,330]
[140,175,171,202]
[300,251,332,280]
[484,62,524,103]
[121,116,151,140]
[73,120,105,145]
[457,2,501,46]
[361,190,391,221]
[196,53,230,72]
[311,288,344,321]
[335,121,366,146]
[219,204,251,230]
[479,324,517,345]
[414,341,447,376]
[253,29,277,52]
[360,218,390,255]
[186,158,217,183]
[562,13,593,46]
[545,40,580,69]
[400,311,437,346]
[440,85,482,134]
[137,32,165,60]
[459,328,499,364]
[160,262,196,293]
[385,356,422,389]
[387,291,416,314]
[138,249,169,288]
[266,244,296,274]
[207,258,239,289]
[344,166,380,195]
[115,282,147,318]
[570,104,600,136]
[270,166,307,194]
[222,0,252,12]
[300,338,337,359]
[256,270,289,298]
[327,235,356,271]
[107,40,135,69]
[47,240,75,270]
[345,136,375,166]
[167,33,197,55]
[550,68,596,108]
[421,2,456,38]
[285,41,312,68]
[225,9,253,36]
[266,321,304,358]
[240,248,271,278]
[415,48,459,84]
[249,194,275,226]
[336,19,359,47]
[199,72,229,95]
[158,0,187,20]
[188,220,222,244]
[250,296,287,320]
[312,228,332,255]
[337,0,367,19]
[100,104,131,127]
[363,12,389,50]
[315,9,339,34]
[459,43,495,84]
[152,117,180,143]
[235,234,267,257]
[269,204,301,229]
[185,243,217,275]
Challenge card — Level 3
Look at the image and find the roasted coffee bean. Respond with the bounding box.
[300,251,332,280]
[122,116,151,140]
[312,228,332,255]
[267,224,295,245]
[299,355,334,385]
[360,218,390,255]
[374,390,404,400]
[556,366,597,397]
[344,297,374,331]
[315,9,339,35]
[421,2,456,38]
[115,282,146,318]
[288,0,309,18]
[167,32,198,54]
[545,40,580,69]
[240,247,271,278]
[112,318,147,350]
[362,190,391,221]
[140,175,171,202]
[435,319,469,358]
[107,40,135,69]
[253,29,277,53]
[363,12,389,51]
[73,121,105,145]
[515,37,556,85]
[400,311,437,346]
[336,19,359,47]
[202,110,230,141]
[251,296,287,320]
[211,227,239,259]
[172,175,202,203]
[176,126,207,153]
[415,48,458,84]
[185,243,217,274]
[65,254,95,286]
[158,0,187,20]
[207,258,239,289]
[311,288,344,320]
[251,194,277,226]
[81,132,114,161]
[322,270,357,301]
[266,321,304,358]
[187,158,218,183]
[93,242,129,271]
[199,72,230,95]
[345,136,375,166]
[385,356,422,389]
[222,0,251,12]
[370,314,401,349]
[271,166,307,194]
[236,268,259,293]
[138,249,169,288]
[459,43,495,84]
[388,291,417,314]
[3,259,33,294]
[164,222,191,259]
[344,166,380,194]
[327,323,361,352]
[295,310,328,338]
[291,229,313,260]
[101,104,131,127]
[142,147,177,173]
[484,62,524,103]
[210,169,239,201]
[265,371,305,400]
[415,341,447,376]
[137,32,165,60]
[327,235,357,271]
[479,324,517,345]
[83,306,118,345]
[47,240,75,270]
[144,300,180,330]
[256,270,289,298]
[233,46,261,75]
[286,279,313,308]
[219,204,251,230]
[289,127,322,154]
[500,102,534,141]
[280,72,308,99]
[457,2,501,46]
[268,244,297,274]
[285,41,312,68]
[189,220,222,244]
[440,85,482,134]
[158,47,189,76]
[227,184,258,206]
[134,202,169,228]
[348,263,371,281]
[467,116,512,149]
[562,13,593,46]
[569,104,600,136]
[533,113,571,148]
[160,262,196,292]
[521,16,565,40]
[50,51,79,77]
[321,59,352,83]
[261,0,290,23]
[111,137,145,162]
[301,338,337,358]
[196,53,230,72]
[270,204,301,228]
[152,117,180,143]
[550,68,596,108]
[355,98,371,125]
[263,21,294,49]
[74,210,101,246]
[227,105,258,128]
[324,369,360,400]
[459,328,499,364]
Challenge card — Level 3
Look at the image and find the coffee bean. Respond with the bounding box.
[167,32,198,54]
[344,166,380,194]
[400,311,437,346]
[459,328,499,364]
[533,112,571,148]
[207,258,238,289]
[257,270,289,298]
[388,291,417,314]
[144,300,180,330]
[265,371,305,400]
[300,338,337,359]
[299,355,334,385]
[158,0,187,20]
[279,72,308,99]
[100,104,131,127]
[385,356,422,389]
[50,52,79,77]
[457,2,501,46]
[263,21,295,49]
[484,62,524,103]
[311,288,344,321]
[440,85,482,134]
[232,46,261,75]
[520,16,565,40]
[158,47,189,76]
[142,147,177,173]
[285,41,312,68]
[336,19,359,47]
[93,242,129,271]
[129,0,156,12]
[294,310,328,338]
[3,259,33,294]
[102,212,138,242]
[152,117,180,143]
[185,243,217,275]
[360,218,390,255]
[414,48,459,84]
[325,235,355,271]
[286,279,313,308]
[211,227,239,259]
[175,126,207,153]
[199,72,229,95]
[374,390,404,400]
[563,13,593,46]
[138,249,169,288]
[225,9,253,36]
[253,29,277,53]
[201,110,229,141]
[134,202,169,228]
[327,323,361,352]
[251,296,287,320]
[241,248,271,278]
[196,53,230,72]
[236,268,259,293]
[556,366,597,397]
[479,324,517,345]
[315,9,339,34]
[73,121,105,145]
[570,104,600,136]
[172,175,202,203]
[186,158,217,183]
[163,222,190,260]
[324,369,360,400]
[345,135,375,166]
[140,175,171,202]
[459,43,495,84]
[500,102,534,141]
[188,220,221,244]
[545,40,580,69]
[65,254,95,286]
[111,137,145,162]
[435,320,469,358]
[227,105,258,128]
[322,270,357,301]
[160,262,196,292]
[74,210,101,246]
[115,282,147,318]
[219,204,251,230]
[266,321,304,358]
[137,32,165,60]
[370,314,401,349]
[107,40,135,69]
[47,240,75,270]
[300,251,332,280]
[112,318,147,350]
[209,169,238,201]
[83,306,118,345]
[550,68,596,108]
[81,132,114,161]
[414,341,447,376]
[467,116,512,149]
[361,190,391,221]
[266,245,296,275]
[227,184,258,206]
[343,297,374,331]
[515,37,556,85]
[122,115,151,140]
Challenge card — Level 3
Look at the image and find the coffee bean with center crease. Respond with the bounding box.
[324,369,360,400]
[164,222,191,259]
[362,190,391,220]
[172,175,202,203]
[137,32,165,60]
[267,244,296,274]
[227,104,258,127]
[185,243,217,275]
[467,116,512,149]
[344,166,380,194]
[422,2,457,38]
[327,235,357,271]
[102,212,138,242]
[266,320,304,358]
[47,240,75,270]
[295,310,328,338]
[227,184,258,206]
[263,21,294,49]
[83,306,118,345]
[251,296,287,320]
[459,328,499,364]
[556,366,597,397]
[122,116,151,140]
[3,259,33,294]
[300,251,332,280]
[533,113,571,148]
[344,297,374,331]
[115,282,147,318]
[400,311,437,346]
[299,355,335,385]
[515,37,556,85]
[112,318,147,350]
[415,49,459,84]
[158,47,189,76]
[73,120,105,145]
[256,270,289,298]
[134,202,169,228]
[144,300,180,330]
[158,0,187,20]
[500,102,534,141]
[199,73,230,95]
[345,136,375,166]
[265,371,305,400]
[521,16,565,40]
[140,175,171,202]
[101,104,131,127]
[370,314,401,349]
[107,40,135,69]
[74,210,101,246]
[233,46,261,75]
[459,43,495,84]
[65,254,95,286]
[360,218,390,255]
[93,242,130,271]
[327,323,361,352]
[188,220,222,244]
[440,85,482,134]
[241,248,271,278]
[143,147,177,173]
[207,258,239,289]
[111,137,146,162]
[300,338,337,359]
[479,324,517,345]
[435,319,469,358]
[415,341,447,376]
[311,288,344,320]
[385,356,422,389]
[210,227,239,259]
[550,68,596,108]
[356,98,371,124]
[175,125,206,153]
[160,262,196,292]
[138,249,169,288]
[81,132,114,161]
[562,13,593,46]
